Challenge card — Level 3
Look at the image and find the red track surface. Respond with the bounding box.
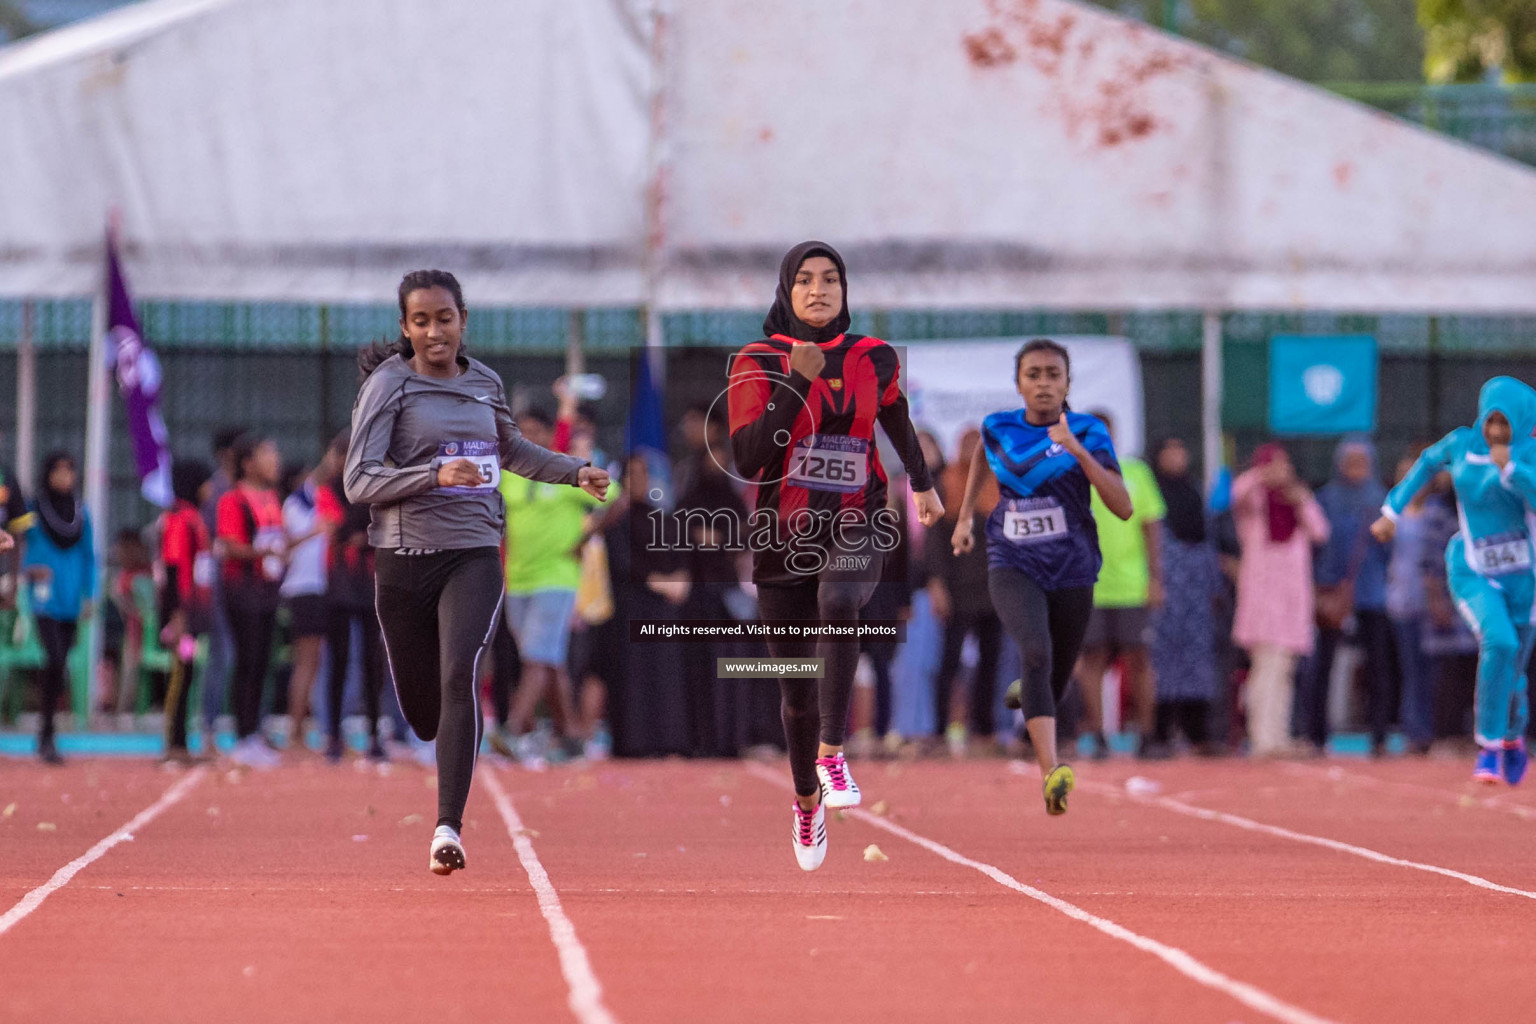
[3,753,1534,1023]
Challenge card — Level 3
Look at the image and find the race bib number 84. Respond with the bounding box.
[788,435,869,494]
[1474,533,1533,576]
[438,440,499,492]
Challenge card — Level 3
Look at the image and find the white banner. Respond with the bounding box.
[902,337,1144,463]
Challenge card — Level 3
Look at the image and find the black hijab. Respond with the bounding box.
[1151,438,1206,545]
[762,240,851,343]
[37,451,84,550]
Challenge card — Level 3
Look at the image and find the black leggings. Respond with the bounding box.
[226,586,278,740]
[757,559,883,798]
[934,612,1003,737]
[864,638,897,738]
[327,607,386,744]
[1309,610,1397,748]
[164,654,195,751]
[375,547,503,833]
[987,568,1094,723]
[35,616,78,740]
[1154,699,1210,746]
[488,614,521,728]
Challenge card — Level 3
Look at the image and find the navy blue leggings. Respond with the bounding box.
[987,568,1094,722]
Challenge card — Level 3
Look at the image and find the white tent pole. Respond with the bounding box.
[1201,309,1223,495]
[640,0,669,352]
[1200,65,1229,498]
[566,310,586,376]
[83,232,112,697]
[16,299,36,494]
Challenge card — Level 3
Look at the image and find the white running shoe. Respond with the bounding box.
[815,753,861,808]
[791,799,827,872]
[230,734,280,769]
[430,825,466,875]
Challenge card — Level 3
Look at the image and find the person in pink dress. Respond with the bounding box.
[1231,444,1330,756]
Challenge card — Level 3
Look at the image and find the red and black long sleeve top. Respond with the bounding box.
[728,333,933,585]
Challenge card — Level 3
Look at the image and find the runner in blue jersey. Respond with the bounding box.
[1371,376,1536,786]
[951,339,1133,815]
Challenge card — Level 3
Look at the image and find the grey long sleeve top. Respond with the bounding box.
[344,354,588,550]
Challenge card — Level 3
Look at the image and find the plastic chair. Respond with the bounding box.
[131,575,174,714]
[67,627,91,725]
[264,604,294,717]
[5,587,116,728]
[0,587,48,721]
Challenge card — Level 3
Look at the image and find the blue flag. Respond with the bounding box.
[625,347,672,509]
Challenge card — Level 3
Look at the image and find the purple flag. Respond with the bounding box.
[105,232,173,508]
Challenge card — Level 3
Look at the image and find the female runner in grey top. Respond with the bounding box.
[345,269,610,875]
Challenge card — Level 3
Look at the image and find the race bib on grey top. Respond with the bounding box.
[437,440,500,492]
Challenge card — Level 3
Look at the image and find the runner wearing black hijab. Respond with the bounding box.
[729,241,943,871]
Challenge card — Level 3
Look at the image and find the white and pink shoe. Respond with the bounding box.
[792,799,827,871]
[815,753,862,809]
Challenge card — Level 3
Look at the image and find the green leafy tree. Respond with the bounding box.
[1092,0,1426,83]
[1419,0,1536,82]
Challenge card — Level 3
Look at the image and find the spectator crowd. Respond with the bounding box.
[0,379,1498,768]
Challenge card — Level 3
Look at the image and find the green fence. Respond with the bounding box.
[0,299,1535,533]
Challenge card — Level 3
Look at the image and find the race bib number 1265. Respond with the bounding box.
[787,435,869,494]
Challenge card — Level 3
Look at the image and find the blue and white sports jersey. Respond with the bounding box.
[981,409,1119,590]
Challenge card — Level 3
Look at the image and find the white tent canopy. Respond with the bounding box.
[3,0,1536,313]
[0,0,652,304]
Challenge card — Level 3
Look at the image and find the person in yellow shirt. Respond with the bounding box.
[1075,410,1166,759]
[495,409,618,763]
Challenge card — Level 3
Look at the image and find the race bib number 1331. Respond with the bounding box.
[1002,499,1068,544]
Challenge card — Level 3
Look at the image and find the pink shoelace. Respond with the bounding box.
[794,802,818,845]
[817,755,851,791]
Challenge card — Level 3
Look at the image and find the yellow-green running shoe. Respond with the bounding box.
[1043,764,1075,816]
[1004,678,1023,711]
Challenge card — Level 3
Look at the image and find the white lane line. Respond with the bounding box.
[1282,762,1536,821]
[0,767,207,937]
[1067,773,1536,901]
[482,768,620,1024]
[743,762,1339,1024]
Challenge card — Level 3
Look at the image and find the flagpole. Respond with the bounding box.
[16,300,36,495]
[83,218,115,690]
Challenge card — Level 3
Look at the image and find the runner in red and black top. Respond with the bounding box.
[729,240,944,871]
[215,436,288,767]
[318,430,388,765]
[159,460,214,762]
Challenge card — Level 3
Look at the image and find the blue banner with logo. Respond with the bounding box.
[1268,335,1377,435]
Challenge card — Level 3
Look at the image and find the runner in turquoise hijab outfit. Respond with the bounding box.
[1373,376,1536,785]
